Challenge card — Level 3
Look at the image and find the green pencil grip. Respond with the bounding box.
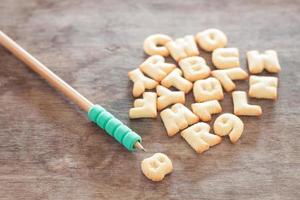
[87,104,141,151]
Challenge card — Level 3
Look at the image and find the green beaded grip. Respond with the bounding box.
[87,104,141,151]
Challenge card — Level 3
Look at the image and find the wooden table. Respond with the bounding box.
[0,0,299,199]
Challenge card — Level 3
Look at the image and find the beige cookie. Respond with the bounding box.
[156,85,185,111]
[141,153,173,182]
[232,91,262,116]
[195,29,228,52]
[249,75,278,99]
[193,77,224,102]
[212,48,240,69]
[143,34,172,56]
[247,50,281,74]
[191,100,222,122]
[129,92,157,119]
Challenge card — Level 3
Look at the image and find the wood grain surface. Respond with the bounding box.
[0,0,299,199]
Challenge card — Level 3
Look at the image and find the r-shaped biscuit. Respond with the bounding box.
[129,92,157,119]
[232,91,262,116]
[157,85,185,111]
[195,29,228,52]
[249,75,278,99]
[143,34,172,57]
[191,100,222,122]
[212,48,240,69]
[141,153,173,182]
[193,77,224,102]
[247,50,281,74]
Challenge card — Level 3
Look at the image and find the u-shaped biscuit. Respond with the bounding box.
[156,85,185,111]
[212,48,240,69]
[247,50,281,74]
[193,77,224,102]
[232,91,262,116]
[248,75,278,99]
[143,34,172,57]
[129,92,157,119]
[195,29,228,52]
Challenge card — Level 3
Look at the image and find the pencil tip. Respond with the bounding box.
[135,141,146,152]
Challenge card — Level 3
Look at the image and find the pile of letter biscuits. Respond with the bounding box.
[128,29,280,181]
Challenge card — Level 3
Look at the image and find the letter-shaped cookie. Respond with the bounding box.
[213,113,244,143]
[212,48,240,69]
[247,50,281,74]
[191,100,222,122]
[178,56,211,82]
[129,92,157,119]
[232,91,262,116]
[141,153,173,182]
[139,55,176,82]
[249,75,278,99]
[165,35,199,61]
[193,77,224,102]
[160,103,199,136]
[128,69,158,97]
[211,68,248,92]
[143,34,172,56]
[195,29,228,52]
[181,122,221,153]
[157,85,185,111]
[161,68,193,94]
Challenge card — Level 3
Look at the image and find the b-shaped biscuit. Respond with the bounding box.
[211,68,248,92]
[165,35,199,61]
[232,91,262,116]
[178,56,211,82]
[128,69,158,97]
[156,85,185,111]
[195,29,228,52]
[143,34,172,57]
[191,100,222,122]
[212,48,240,69]
[141,153,173,182]
[161,68,193,94]
[160,103,199,136]
[181,122,221,153]
[249,75,278,99]
[247,50,281,74]
[139,55,176,82]
[129,92,157,119]
[213,113,244,143]
[193,77,224,102]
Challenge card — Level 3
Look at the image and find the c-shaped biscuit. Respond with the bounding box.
[212,48,240,69]
[249,75,278,99]
[247,50,281,74]
[143,34,172,57]
[232,91,262,116]
[195,29,228,52]
[193,77,224,102]
[191,100,222,122]
[156,85,185,111]
[129,92,157,119]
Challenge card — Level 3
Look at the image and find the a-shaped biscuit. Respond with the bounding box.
[160,103,199,136]
[141,153,173,182]
[191,100,222,122]
[178,56,211,82]
[156,85,185,111]
[181,122,221,153]
[232,91,262,116]
[128,69,158,97]
[212,48,240,69]
[249,75,278,99]
[193,77,224,102]
[213,113,244,143]
[165,35,199,62]
[195,29,228,52]
[143,34,172,57]
[129,92,157,119]
[247,50,281,74]
[139,55,176,82]
[211,68,248,92]
[161,68,193,94]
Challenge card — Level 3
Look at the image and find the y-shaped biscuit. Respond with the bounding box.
[128,69,158,97]
[212,48,240,69]
[249,75,278,99]
[181,122,221,153]
[156,85,185,111]
[195,29,228,52]
[178,56,211,82]
[191,100,222,122]
[193,77,224,102]
[129,92,157,119]
[232,91,262,116]
[211,68,248,92]
[143,34,172,56]
[160,103,199,136]
[247,50,281,74]
[213,113,244,143]
[139,55,176,82]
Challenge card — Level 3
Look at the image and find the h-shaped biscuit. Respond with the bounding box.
[143,34,172,57]
[178,56,211,82]
[161,68,193,94]
[249,75,278,99]
[193,77,224,102]
[160,103,199,136]
[247,50,281,74]
[129,92,157,119]
[191,100,222,122]
[141,153,173,182]
[156,85,185,111]
[165,35,199,62]
[195,29,228,52]
[213,113,244,143]
[128,68,158,97]
[139,55,176,82]
[232,91,262,116]
[211,68,248,92]
[181,122,221,154]
[212,48,240,69]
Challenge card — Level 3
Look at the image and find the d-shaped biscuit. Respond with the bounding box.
[193,77,224,102]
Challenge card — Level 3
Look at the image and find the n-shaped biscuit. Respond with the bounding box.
[129,92,157,119]
[143,34,172,57]
[156,85,185,111]
[212,48,240,69]
[232,91,262,116]
[249,75,278,99]
[247,50,281,74]
[193,77,224,102]
[191,100,222,122]
[195,29,228,52]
